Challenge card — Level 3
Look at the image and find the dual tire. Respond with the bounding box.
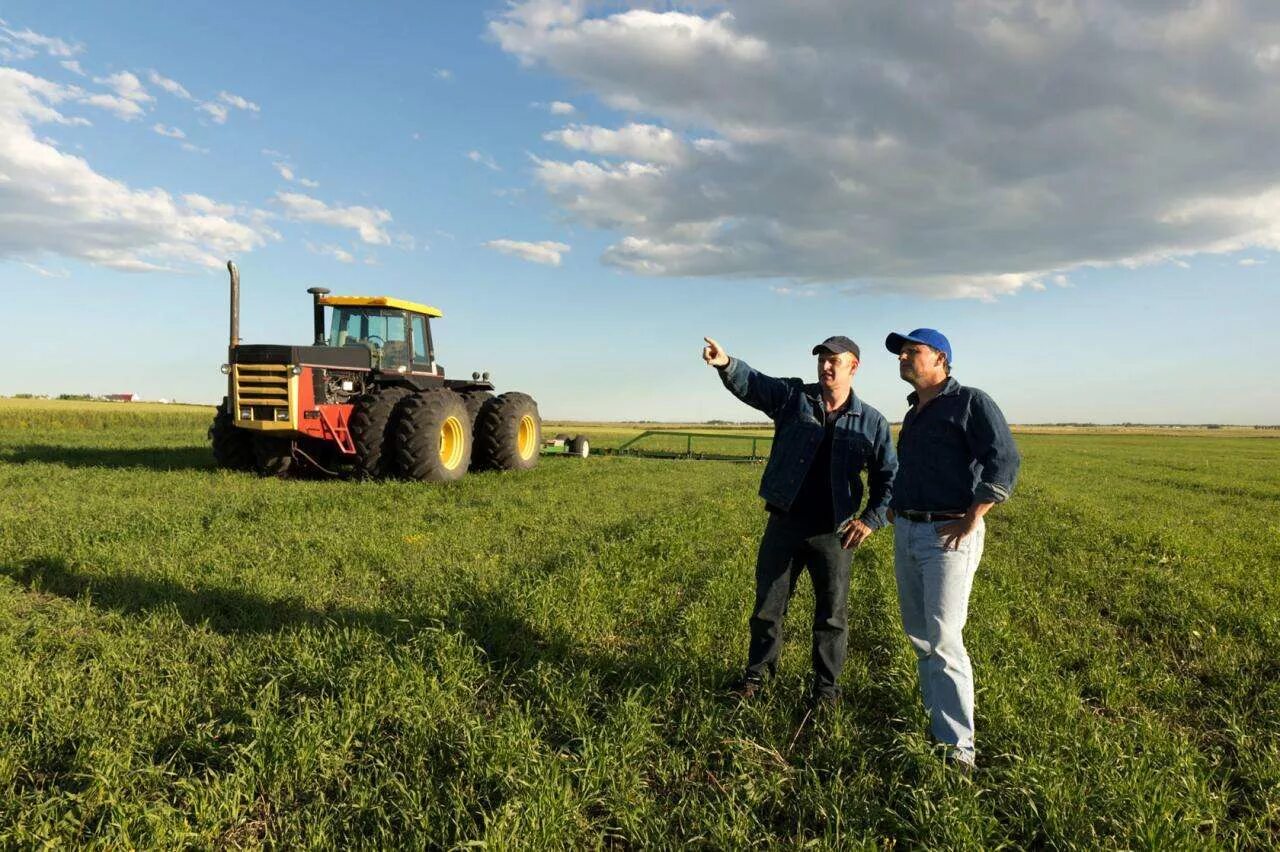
[362,387,540,481]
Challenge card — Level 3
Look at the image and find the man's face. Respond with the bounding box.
[898,343,944,382]
[817,351,857,390]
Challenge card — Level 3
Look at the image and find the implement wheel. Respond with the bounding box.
[395,389,472,482]
[209,396,253,470]
[474,392,541,472]
[350,386,411,479]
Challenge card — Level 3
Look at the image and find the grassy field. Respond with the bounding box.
[1,401,1278,847]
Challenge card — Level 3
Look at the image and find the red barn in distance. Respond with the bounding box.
[105,393,137,402]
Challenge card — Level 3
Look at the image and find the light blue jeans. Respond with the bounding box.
[893,516,985,765]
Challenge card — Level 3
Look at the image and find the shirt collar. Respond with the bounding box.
[906,376,960,407]
[805,386,863,416]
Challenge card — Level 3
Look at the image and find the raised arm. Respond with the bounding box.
[703,336,795,419]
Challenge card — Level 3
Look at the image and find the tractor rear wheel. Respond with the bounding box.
[395,389,472,482]
[350,386,411,479]
[253,436,295,477]
[209,396,254,470]
[474,392,541,471]
[459,390,494,426]
[568,435,590,458]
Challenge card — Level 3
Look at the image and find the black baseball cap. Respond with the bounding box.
[812,335,861,358]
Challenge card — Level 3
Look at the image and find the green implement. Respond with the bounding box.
[612,430,771,461]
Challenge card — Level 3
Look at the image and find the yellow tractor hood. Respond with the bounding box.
[318,295,443,317]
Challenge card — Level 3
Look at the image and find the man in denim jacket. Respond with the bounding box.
[885,328,1020,772]
[703,335,897,706]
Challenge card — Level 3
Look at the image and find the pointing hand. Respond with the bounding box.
[702,337,729,367]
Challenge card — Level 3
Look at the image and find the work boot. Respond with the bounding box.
[725,672,765,702]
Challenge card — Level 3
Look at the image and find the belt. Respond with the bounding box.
[897,509,966,522]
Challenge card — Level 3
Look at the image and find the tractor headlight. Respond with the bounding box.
[397,365,408,374]
[239,407,252,420]
[220,363,231,375]
[274,408,289,421]
[289,364,302,376]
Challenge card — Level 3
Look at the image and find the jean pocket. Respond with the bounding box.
[933,521,972,551]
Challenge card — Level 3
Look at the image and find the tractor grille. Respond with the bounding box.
[234,363,292,424]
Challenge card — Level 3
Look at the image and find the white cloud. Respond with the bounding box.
[147,69,192,100]
[306,241,356,263]
[152,123,185,139]
[483,238,570,266]
[0,24,81,59]
[94,71,152,104]
[197,101,228,124]
[493,1,1280,298]
[0,68,271,272]
[273,160,319,188]
[199,91,257,124]
[60,60,84,76]
[1239,258,1264,267]
[549,100,575,115]
[181,142,209,155]
[81,93,146,121]
[217,90,259,112]
[466,149,501,171]
[276,192,392,245]
[434,68,453,80]
[544,122,687,164]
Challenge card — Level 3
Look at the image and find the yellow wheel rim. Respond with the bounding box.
[517,414,537,460]
[439,416,464,470]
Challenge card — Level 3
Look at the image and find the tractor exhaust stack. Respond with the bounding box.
[307,287,330,345]
[228,260,240,349]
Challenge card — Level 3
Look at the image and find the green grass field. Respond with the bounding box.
[1,400,1278,848]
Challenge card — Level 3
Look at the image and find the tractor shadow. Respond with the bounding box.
[1,556,678,695]
[0,444,215,472]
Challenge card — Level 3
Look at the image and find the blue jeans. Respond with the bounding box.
[893,517,985,764]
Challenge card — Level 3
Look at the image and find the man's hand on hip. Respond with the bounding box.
[703,337,729,368]
[937,516,980,550]
[840,519,873,550]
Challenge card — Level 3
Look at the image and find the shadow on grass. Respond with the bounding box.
[1,556,674,692]
[0,444,216,472]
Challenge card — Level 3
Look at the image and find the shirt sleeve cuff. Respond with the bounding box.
[974,482,1011,504]
[858,510,886,531]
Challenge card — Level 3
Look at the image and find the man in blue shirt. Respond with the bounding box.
[885,328,1020,771]
[703,334,897,707]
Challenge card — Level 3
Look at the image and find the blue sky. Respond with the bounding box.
[2,1,1277,424]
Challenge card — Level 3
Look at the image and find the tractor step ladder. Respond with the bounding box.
[318,408,357,455]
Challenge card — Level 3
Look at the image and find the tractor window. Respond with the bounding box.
[328,307,410,371]
[411,315,428,363]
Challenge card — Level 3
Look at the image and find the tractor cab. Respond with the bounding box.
[320,295,441,376]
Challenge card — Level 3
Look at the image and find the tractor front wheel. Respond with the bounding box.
[350,386,411,479]
[395,389,472,482]
[474,392,541,471]
[209,396,253,470]
[253,436,294,477]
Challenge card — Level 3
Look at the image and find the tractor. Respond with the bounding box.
[209,261,541,481]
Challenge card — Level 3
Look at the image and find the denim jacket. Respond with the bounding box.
[719,357,897,530]
[890,377,1020,512]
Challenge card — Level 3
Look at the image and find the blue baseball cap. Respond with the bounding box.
[885,328,952,364]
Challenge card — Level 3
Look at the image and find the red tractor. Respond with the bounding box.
[209,262,541,481]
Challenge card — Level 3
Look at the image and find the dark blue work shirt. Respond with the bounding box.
[890,377,1020,512]
[718,357,897,530]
